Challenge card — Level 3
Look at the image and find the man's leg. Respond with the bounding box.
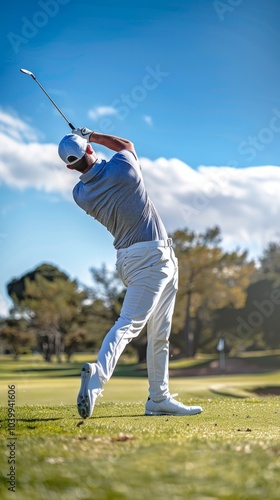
[77,247,173,418]
[145,249,203,415]
[96,268,170,382]
[146,262,178,402]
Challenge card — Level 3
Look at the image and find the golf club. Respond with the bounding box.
[20,68,75,130]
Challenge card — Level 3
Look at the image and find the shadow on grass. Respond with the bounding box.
[17,418,62,422]
[0,418,61,423]
[8,366,81,379]
[78,414,144,421]
[9,363,147,379]
[249,386,280,396]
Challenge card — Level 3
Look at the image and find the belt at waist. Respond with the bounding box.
[118,238,173,253]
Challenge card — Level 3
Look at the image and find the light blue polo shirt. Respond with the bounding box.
[72,149,168,249]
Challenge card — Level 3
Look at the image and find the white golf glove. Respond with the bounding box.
[73,127,93,141]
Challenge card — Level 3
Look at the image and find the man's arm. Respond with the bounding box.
[73,127,135,153]
[89,131,135,153]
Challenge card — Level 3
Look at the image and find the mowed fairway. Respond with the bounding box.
[0,357,280,499]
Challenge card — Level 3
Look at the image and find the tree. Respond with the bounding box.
[7,264,88,362]
[7,263,70,301]
[212,242,280,353]
[258,241,280,292]
[90,264,124,320]
[0,316,36,359]
[215,278,280,352]
[245,241,280,349]
[172,227,256,357]
[89,264,147,362]
[241,278,280,350]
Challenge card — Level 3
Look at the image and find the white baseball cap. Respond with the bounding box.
[58,134,88,165]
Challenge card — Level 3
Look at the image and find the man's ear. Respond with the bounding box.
[86,144,93,154]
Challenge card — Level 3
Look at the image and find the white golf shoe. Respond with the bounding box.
[145,395,203,416]
[77,363,103,418]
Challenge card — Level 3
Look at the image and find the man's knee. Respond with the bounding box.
[118,314,147,338]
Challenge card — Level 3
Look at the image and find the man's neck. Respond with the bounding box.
[82,159,98,174]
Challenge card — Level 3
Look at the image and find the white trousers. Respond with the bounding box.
[96,239,178,402]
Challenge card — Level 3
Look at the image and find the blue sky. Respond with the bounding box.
[1,0,280,315]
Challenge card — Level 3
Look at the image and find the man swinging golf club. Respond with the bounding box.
[58,128,203,418]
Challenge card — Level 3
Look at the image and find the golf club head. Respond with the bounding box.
[20,68,36,79]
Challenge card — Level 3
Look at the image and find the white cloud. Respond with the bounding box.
[0,294,10,318]
[88,106,118,120]
[1,109,280,259]
[0,109,38,142]
[0,130,76,198]
[0,109,78,198]
[141,158,280,258]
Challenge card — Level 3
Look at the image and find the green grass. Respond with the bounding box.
[0,351,279,406]
[0,399,280,500]
[1,361,280,405]
[0,354,280,499]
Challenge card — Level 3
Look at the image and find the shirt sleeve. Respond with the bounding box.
[110,149,141,171]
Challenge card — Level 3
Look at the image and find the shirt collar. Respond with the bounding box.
[79,159,106,183]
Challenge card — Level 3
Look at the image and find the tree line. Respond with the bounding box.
[1,226,280,361]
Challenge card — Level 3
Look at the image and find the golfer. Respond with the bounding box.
[58,128,203,418]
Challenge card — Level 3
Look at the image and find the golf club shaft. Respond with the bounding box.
[20,69,75,130]
[34,78,75,130]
